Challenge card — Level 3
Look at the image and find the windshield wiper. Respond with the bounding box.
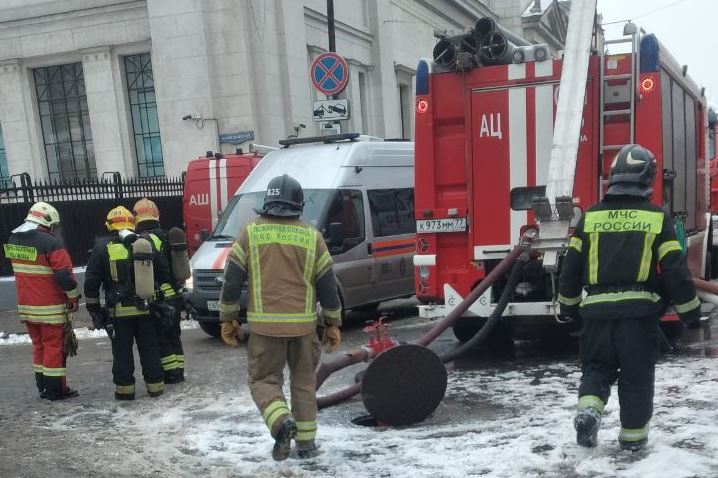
[208,234,235,241]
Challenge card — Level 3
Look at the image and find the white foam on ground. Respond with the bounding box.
[44,354,718,477]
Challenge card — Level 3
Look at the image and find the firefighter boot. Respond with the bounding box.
[46,388,79,401]
[618,426,648,452]
[272,417,297,462]
[574,408,602,448]
[295,441,322,460]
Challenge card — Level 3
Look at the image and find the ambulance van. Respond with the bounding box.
[186,134,415,337]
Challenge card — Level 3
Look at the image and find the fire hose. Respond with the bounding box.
[317,238,532,409]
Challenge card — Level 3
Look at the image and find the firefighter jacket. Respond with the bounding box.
[4,228,78,324]
[558,196,701,323]
[137,227,179,301]
[84,234,173,318]
[219,216,342,337]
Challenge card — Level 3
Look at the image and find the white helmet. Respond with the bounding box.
[25,202,61,229]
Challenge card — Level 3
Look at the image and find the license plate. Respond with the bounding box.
[416,218,467,233]
[207,300,220,311]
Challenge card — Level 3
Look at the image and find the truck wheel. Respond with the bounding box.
[452,317,487,343]
[198,320,221,339]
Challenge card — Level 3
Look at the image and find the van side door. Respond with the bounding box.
[322,188,375,308]
[366,188,416,301]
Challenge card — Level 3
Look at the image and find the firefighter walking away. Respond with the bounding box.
[558,144,705,451]
[4,202,80,400]
[218,174,343,461]
[84,206,171,400]
[133,198,190,384]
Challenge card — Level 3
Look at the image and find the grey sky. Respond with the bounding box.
[597,0,718,103]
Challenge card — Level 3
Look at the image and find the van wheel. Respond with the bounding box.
[198,320,221,339]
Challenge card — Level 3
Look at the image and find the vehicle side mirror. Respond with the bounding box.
[327,222,345,248]
[199,229,210,242]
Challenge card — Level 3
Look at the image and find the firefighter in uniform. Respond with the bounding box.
[218,174,343,461]
[5,202,80,400]
[133,198,185,383]
[558,144,702,451]
[84,206,169,400]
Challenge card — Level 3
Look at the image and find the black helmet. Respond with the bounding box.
[254,174,304,217]
[606,144,657,198]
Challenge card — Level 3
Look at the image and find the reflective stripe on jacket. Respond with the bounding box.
[5,228,77,324]
[558,197,700,322]
[220,216,339,336]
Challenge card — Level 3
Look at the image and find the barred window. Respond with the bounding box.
[124,53,164,177]
[0,124,8,187]
[33,63,96,181]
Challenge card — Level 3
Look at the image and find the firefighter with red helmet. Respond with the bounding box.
[4,202,80,400]
[132,198,186,384]
[559,144,703,451]
[84,206,170,400]
[218,174,343,461]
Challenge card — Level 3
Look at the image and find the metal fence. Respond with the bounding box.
[1,172,185,276]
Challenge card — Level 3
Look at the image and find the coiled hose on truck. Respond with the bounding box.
[317,240,531,409]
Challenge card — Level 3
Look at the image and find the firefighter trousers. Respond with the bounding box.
[26,322,68,394]
[578,315,660,431]
[111,315,164,397]
[156,306,185,380]
[248,332,321,444]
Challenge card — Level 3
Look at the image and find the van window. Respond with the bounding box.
[212,189,334,238]
[322,189,365,254]
[368,188,415,237]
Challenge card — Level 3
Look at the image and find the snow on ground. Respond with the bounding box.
[0,320,199,345]
[43,354,718,478]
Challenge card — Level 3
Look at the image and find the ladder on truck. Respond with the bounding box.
[533,0,598,270]
[599,24,641,198]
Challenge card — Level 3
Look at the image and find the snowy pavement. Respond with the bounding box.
[0,312,716,477]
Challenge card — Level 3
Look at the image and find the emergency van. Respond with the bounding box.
[183,150,262,255]
[187,134,415,338]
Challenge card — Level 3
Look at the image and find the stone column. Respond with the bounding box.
[82,47,132,177]
[0,60,45,179]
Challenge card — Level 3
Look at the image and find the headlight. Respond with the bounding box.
[418,266,431,280]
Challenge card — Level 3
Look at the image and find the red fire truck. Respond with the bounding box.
[183,150,262,255]
[413,30,711,341]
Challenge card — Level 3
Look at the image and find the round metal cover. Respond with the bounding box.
[361,344,447,426]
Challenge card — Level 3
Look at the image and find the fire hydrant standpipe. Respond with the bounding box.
[317,241,531,409]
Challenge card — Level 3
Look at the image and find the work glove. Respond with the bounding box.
[86,302,104,331]
[63,320,78,358]
[221,320,245,347]
[66,296,80,314]
[322,325,342,353]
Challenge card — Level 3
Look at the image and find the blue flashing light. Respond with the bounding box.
[416,60,430,95]
[640,34,660,73]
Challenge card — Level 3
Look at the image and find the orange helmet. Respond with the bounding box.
[106,206,135,232]
[133,198,160,225]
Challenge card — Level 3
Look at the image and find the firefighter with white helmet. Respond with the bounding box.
[132,198,187,384]
[4,202,80,400]
[84,206,172,400]
[559,144,703,451]
[218,174,343,461]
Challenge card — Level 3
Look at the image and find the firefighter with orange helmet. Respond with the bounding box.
[132,197,186,384]
[84,206,170,400]
[559,144,702,451]
[4,202,80,400]
[218,174,343,461]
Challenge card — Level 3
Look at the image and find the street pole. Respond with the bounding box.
[327,0,336,53]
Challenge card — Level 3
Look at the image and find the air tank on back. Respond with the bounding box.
[168,227,192,283]
[133,237,155,300]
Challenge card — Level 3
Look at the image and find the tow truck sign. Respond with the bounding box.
[313,99,349,121]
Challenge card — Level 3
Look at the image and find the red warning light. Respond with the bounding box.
[416,98,430,114]
[640,77,655,94]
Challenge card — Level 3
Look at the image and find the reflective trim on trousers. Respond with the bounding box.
[262,400,291,432]
[115,384,135,395]
[558,293,582,306]
[619,425,649,442]
[296,420,317,442]
[577,395,605,413]
[581,291,661,306]
[146,382,165,394]
[43,366,66,377]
